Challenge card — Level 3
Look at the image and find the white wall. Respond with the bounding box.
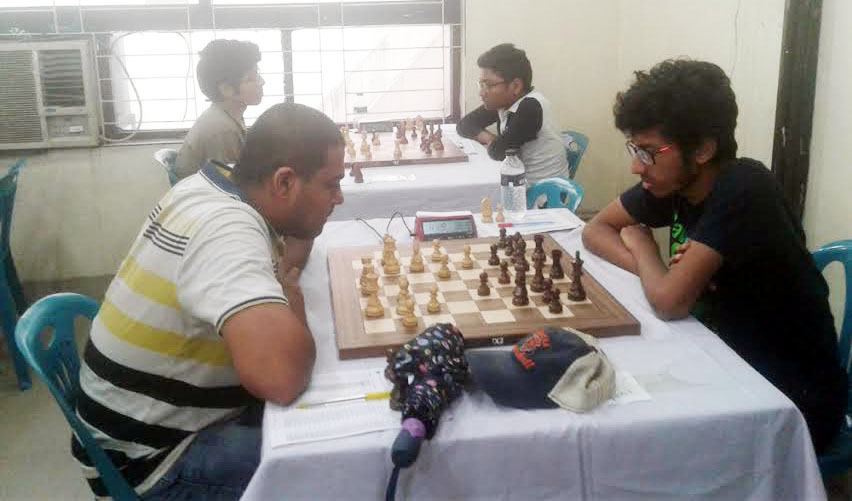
[464,0,623,212]
[0,1,812,283]
[614,0,783,189]
[804,0,852,332]
[463,0,784,209]
[2,145,170,281]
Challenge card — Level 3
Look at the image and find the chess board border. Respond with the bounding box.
[343,131,469,168]
[328,234,640,359]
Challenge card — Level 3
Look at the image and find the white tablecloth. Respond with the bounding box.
[332,132,503,221]
[243,215,826,501]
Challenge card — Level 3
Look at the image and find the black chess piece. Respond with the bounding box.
[512,273,529,306]
[477,271,491,296]
[542,278,554,304]
[350,162,364,183]
[498,260,511,284]
[498,227,508,249]
[506,236,515,258]
[550,249,564,279]
[533,234,545,261]
[549,287,563,313]
[514,254,526,276]
[530,258,546,292]
[515,233,527,259]
[566,251,586,301]
[488,244,500,265]
[517,249,529,273]
[567,273,586,302]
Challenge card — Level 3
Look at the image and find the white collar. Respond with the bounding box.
[498,90,533,124]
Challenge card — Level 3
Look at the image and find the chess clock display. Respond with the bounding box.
[414,213,477,241]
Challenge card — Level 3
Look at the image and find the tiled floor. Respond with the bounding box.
[0,275,850,500]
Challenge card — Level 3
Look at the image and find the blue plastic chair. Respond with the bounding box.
[154,148,178,186]
[526,177,584,212]
[15,293,139,500]
[560,131,589,180]
[812,239,852,478]
[0,160,31,390]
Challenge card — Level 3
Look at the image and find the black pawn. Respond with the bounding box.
[542,278,554,304]
[513,273,529,306]
[488,244,500,265]
[477,271,491,296]
[498,227,508,248]
[506,236,515,258]
[498,260,511,284]
[530,258,546,292]
[549,287,563,313]
[550,249,564,279]
[533,234,545,261]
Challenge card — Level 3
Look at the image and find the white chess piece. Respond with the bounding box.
[481,197,493,223]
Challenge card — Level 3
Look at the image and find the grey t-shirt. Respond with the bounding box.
[175,102,246,179]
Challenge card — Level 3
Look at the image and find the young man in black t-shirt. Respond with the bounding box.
[582,59,846,453]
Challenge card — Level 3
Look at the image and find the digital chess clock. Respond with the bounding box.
[414,211,478,241]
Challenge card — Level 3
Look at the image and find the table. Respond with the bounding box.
[332,132,503,221]
[243,214,826,500]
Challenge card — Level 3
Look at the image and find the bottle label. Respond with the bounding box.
[500,173,527,187]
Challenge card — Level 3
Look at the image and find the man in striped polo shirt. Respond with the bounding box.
[76,103,344,499]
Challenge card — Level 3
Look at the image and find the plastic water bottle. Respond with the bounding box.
[500,149,527,219]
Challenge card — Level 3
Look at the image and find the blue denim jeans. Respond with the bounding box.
[141,419,261,501]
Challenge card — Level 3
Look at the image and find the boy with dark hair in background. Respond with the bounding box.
[457,43,568,184]
[175,39,265,179]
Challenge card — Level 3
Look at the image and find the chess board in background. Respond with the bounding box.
[343,130,468,168]
[328,234,640,360]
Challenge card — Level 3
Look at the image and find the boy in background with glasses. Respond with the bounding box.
[175,39,266,179]
[582,58,845,454]
[456,43,569,184]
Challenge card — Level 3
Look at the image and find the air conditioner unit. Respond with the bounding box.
[0,39,101,150]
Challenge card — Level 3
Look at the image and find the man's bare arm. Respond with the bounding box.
[222,301,315,406]
[581,198,640,274]
[621,225,722,320]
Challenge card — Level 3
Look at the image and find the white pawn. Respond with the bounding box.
[431,239,443,262]
[427,285,441,313]
[396,277,411,315]
[365,290,384,318]
[462,244,474,269]
[438,255,451,279]
[495,204,506,223]
[409,241,425,273]
[481,197,493,223]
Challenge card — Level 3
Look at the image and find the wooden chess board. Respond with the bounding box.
[344,131,468,168]
[328,234,640,359]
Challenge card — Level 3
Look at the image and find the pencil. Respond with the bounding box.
[296,391,391,409]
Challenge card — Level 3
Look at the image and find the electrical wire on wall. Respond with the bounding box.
[100,31,192,143]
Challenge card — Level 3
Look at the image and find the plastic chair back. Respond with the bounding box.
[154,148,179,186]
[812,239,852,478]
[0,160,31,389]
[0,162,22,258]
[813,239,852,369]
[560,131,589,180]
[15,293,139,500]
[526,177,584,212]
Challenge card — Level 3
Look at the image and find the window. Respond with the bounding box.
[0,0,462,140]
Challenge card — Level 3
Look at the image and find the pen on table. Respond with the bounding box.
[296,391,391,409]
[497,221,555,228]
